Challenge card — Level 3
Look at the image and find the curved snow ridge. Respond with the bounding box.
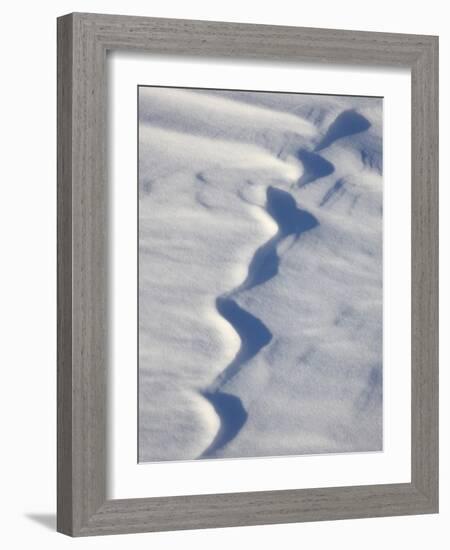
[139,125,303,182]
[212,298,272,390]
[199,390,248,459]
[200,186,319,458]
[139,87,318,140]
[236,187,320,292]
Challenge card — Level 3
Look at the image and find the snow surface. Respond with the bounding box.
[138,87,383,462]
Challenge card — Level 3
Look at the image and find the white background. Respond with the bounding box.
[0,1,447,548]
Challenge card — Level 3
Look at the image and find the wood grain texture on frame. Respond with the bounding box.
[57,12,438,536]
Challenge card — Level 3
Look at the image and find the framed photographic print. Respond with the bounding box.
[57,13,438,536]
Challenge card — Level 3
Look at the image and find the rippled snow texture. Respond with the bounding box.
[138,87,383,462]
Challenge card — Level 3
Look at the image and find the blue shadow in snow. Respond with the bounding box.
[266,186,319,236]
[315,109,371,152]
[296,149,335,187]
[241,187,319,290]
[199,390,248,458]
[320,178,345,207]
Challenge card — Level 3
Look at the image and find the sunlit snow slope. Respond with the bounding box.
[138,87,383,462]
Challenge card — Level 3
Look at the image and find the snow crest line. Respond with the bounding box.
[199,187,319,459]
[199,108,371,459]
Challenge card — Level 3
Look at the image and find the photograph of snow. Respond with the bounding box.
[138,86,383,463]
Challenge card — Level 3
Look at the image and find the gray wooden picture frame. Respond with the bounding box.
[57,12,439,537]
